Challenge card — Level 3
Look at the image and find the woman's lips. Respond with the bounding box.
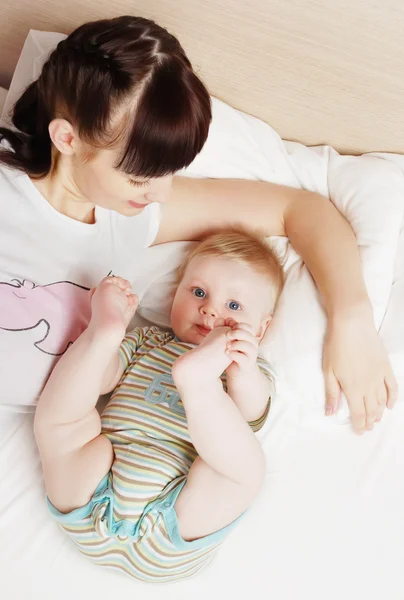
[128,200,148,209]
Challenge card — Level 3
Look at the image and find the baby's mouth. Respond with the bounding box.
[196,324,211,336]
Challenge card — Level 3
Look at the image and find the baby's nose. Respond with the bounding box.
[199,305,218,318]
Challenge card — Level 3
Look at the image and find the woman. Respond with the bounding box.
[0,15,396,431]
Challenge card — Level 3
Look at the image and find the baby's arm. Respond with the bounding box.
[226,364,272,422]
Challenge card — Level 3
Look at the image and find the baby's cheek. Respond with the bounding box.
[171,302,186,329]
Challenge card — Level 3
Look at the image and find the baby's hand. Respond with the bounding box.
[225,320,259,380]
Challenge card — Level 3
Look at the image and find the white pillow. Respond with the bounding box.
[135,102,404,422]
[4,30,404,426]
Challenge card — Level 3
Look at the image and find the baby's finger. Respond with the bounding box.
[226,339,257,357]
[226,350,249,369]
[233,322,254,333]
[227,328,258,345]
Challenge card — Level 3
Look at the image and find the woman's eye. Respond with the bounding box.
[192,288,206,298]
[227,301,241,311]
[127,179,150,188]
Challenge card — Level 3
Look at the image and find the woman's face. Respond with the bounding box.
[69,145,173,216]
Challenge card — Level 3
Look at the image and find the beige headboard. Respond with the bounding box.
[1,0,403,154]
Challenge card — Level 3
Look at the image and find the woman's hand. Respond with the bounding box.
[323,310,398,433]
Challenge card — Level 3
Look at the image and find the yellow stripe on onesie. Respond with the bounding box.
[47,326,274,583]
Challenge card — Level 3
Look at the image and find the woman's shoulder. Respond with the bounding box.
[0,159,25,189]
[0,158,30,201]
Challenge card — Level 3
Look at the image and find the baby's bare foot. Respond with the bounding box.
[88,276,138,344]
[172,326,232,387]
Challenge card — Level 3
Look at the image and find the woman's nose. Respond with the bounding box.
[199,305,218,318]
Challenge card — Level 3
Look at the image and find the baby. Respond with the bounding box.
[34,229,284,583]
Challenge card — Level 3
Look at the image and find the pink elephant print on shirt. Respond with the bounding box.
[0,279,92,355]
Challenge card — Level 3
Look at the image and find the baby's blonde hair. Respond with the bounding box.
[178,228,285,310]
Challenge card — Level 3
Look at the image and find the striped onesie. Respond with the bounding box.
[48,326,273,583]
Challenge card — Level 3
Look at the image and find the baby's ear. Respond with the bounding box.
[256,315,272,342]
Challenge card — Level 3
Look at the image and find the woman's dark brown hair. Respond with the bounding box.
[0,16,212,178]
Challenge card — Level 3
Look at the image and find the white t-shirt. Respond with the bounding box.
[0,163,160,411]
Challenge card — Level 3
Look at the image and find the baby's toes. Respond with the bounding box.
[128,294,139,308]
[108,276,131,290]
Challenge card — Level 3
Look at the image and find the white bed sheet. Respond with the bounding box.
[1,270,403,600]
[0,81,404,600]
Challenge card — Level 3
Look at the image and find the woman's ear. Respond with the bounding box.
[256,315,272,342]
[48,118,76,155]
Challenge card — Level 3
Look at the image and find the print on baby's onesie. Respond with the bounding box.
[144,373,185,416]
[0,278,92,355]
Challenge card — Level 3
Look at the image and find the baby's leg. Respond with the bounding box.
[34,277,137,513]
[172,339,266,542]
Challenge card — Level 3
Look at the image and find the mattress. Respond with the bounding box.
[1,83,404,600]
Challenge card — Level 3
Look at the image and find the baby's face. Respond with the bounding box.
[171,256,274,345]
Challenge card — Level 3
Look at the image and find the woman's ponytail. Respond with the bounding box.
[0,79,52,177]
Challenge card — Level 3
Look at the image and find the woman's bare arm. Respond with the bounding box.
[156,177,397,433]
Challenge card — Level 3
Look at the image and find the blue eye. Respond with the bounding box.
[193,288,206,298]
[228,301,241,311]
